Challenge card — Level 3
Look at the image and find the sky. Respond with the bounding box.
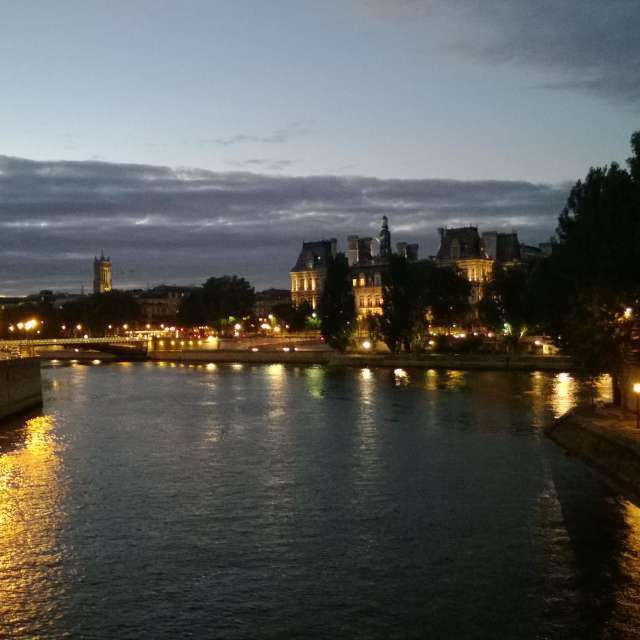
[1,0,638,295]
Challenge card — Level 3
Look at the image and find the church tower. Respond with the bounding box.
[93,251,112,294]
[379,215,391,260]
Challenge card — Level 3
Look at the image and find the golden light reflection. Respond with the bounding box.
[424,368,439,391]
[605,500,640,635]
[551,372,577,418]
[360,367,372,381]
[305,366,325,399]
[393,368,409,385]
[444,370,466,391]
[0,415,63,633]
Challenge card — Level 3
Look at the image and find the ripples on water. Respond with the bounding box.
[0,363,638,639]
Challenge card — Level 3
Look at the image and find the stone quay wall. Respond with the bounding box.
[149,349,573,371]
[0,357,42,421]
[546,408,640,507]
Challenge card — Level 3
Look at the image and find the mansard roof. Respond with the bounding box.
[437,227,482,260]
[291,240,334,271]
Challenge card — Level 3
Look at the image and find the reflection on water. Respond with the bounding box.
[0,414,64,639]
[0,363,638,638]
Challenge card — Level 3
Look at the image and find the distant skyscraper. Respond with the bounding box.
[93,251,112,294]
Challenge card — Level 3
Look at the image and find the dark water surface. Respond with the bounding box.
[1,362,639,639]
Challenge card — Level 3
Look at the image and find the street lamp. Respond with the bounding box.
[633,383,640,429]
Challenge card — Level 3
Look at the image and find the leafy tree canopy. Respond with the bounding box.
[179,275,255,327]
[319,253,355,351]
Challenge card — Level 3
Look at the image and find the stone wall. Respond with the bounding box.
[546,408,640,506]
[0,358,42,420]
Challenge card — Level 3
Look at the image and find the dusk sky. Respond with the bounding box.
[1,0,638,295]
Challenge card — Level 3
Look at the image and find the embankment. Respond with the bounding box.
[148,349,573,371]
[546,407,640,506]
[0,357,42,420]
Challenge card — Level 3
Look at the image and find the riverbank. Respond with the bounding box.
[147,349,573,371]
[546,406,640,506]
[0,357,42,421]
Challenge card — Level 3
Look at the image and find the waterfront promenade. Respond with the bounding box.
[147,348,574,371]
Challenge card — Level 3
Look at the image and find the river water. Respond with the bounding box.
[1,362,639,639]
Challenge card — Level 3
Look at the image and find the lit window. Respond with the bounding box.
[359,273,365,287]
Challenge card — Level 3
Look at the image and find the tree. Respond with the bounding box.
[478,263,535,350]
[381,256,471,352]
[61,291,141,335]
[179,275,255,329]
[547,131,640,402]
[380,255,415,352]
[318,253,355,351]
[271,301,313,332]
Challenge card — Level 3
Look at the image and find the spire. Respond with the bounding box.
[379,215,391,259]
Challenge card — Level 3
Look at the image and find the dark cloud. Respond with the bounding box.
[0,155,567,295]
[362,0,640,106]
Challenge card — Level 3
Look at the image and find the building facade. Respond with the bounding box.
[290,239,337,309]
[93,252,112,294]
[291,217,419,318]
[134,285,193,324]
[254,288,291,317]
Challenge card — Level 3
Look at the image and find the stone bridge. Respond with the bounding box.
[0,336,149,359]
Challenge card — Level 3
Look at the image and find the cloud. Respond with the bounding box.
[0,155,567,295]
[359,0,640,106]
[204,122,312,146]
[226,159,296,172]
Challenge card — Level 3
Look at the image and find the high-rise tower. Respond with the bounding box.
[93,251,112,294]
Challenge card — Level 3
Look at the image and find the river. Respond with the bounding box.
[0,362,638,639]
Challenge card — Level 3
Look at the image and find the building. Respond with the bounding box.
[290,239,337,309]
[481,231,520,263]
[435,227,528,304]
[291,217,418,318]
[135,285,194,324]
[254,288,291,317]
[436,227,493,303]
[93,252,112,294]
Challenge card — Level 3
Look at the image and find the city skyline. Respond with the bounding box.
[2,0,638,294]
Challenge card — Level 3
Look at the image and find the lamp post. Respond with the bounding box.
[633,383,640,429]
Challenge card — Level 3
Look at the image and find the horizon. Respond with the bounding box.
[2,0,638,295]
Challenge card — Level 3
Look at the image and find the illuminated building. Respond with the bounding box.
[93,251,112,294]
[290,239,337,309]
[291,217,418,317]
[436,227,522,303]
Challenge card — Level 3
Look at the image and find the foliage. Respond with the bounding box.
[381,256,471,352]
[61,291,141,335]
[318,253,355,351]
[362,314,384,346]
[544,131,640,401]
[179,275,255,328]
[478,263,536,350]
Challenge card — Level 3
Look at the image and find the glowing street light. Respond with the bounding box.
[362,340,371,350]
[633,383,640,429]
